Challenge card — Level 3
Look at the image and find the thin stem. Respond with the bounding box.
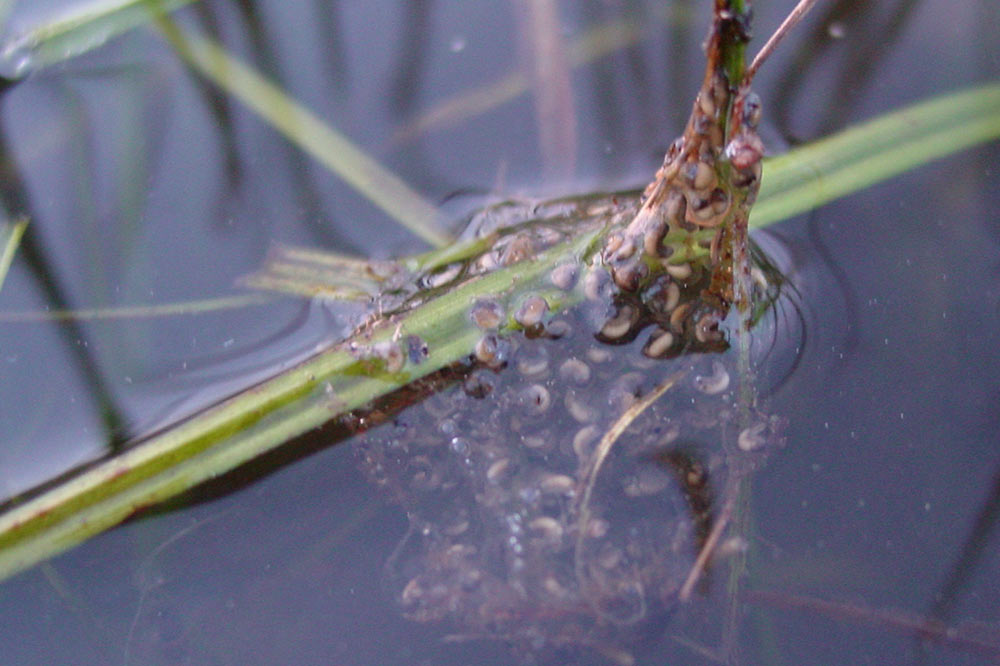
[746,0,821,83]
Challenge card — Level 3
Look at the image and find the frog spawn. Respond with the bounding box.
[354,297,780,655]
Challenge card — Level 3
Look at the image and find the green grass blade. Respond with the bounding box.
[155,16,451,249]
[1,83,998,583]
[753,83,1000,227]
[0,216,27,295]
[0,228,598,582]
[0,293,271,323]
[0,0,200,79]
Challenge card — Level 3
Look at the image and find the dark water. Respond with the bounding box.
[1,1,999,664]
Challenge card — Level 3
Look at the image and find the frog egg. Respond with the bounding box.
[689,196,721,224]
[738,423,768,451]
[604,231,624,256]
[709,187,730,216]
[543,318,572,339]
[499,232,536,265]
[521,433,549,450]
[598,302,639,341]
[741,92,762,128]
[400,576,426,607]
[681,160,700,188]
[585,346,613,364]
[697,90,715,118]
[423,390,458,419]
[528,516,564,546]
[474,334,509,367]
[611,261,647,291]
[445,543,477,559]
[518,484,541,504]
[408,455,441,491]
[516,345,550,379]
[693,160,716,191]
[424,263,462,289]
[642,217,668,258]
[558,358,591,385]
[609,371,645,411]
[622,467,671,497]
[693,360,730,395]
[695,312,723,344]
[449,436,471,456]
[664,282,682,312]
[564,390,598,423]
[371,341,405,373]
[470,298,505,329]
[550,263,578,290]
[596,543,623,570]
[613,237,638,263]
[664,190,686,225]
[520,384,552,415]
[572,425,599,459]
[457,568,484,592]
[542,576,569,598]
[642,327,675,359]
[443,517,471,536]
[665,262,692,281]
[539,473,575,495]
[405,335,429,364]
[486,458,512,484]
[462,370,494,399]
[669,302,692,332]
[515,295,549,328]
[438,418,458,437]
[584,266,613,301]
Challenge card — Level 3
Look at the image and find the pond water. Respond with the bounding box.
[1,0,999,664]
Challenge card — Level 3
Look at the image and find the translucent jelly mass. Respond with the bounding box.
[354,290,779,650]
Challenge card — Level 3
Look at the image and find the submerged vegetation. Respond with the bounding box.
[1,0,999,662]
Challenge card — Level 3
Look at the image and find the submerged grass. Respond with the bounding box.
[155,16,451,249]
[0,216,27,295]
[0,0,201,79]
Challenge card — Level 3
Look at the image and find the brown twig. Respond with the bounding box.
[746,0,822,83]
[745,589,1000,659]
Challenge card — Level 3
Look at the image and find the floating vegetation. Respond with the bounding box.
[350,0,806,658]
[356,304,782,654]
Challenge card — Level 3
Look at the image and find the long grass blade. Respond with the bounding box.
[0,293,271,323]
[753,83,1000,227]
[0,216,27,295]
[0,0,200,79]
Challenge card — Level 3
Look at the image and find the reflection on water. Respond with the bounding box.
[0,0,999,664]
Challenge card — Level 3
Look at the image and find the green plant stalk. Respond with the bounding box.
[0,82,997,585]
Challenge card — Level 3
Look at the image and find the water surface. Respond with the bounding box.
[1,1,999,664]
